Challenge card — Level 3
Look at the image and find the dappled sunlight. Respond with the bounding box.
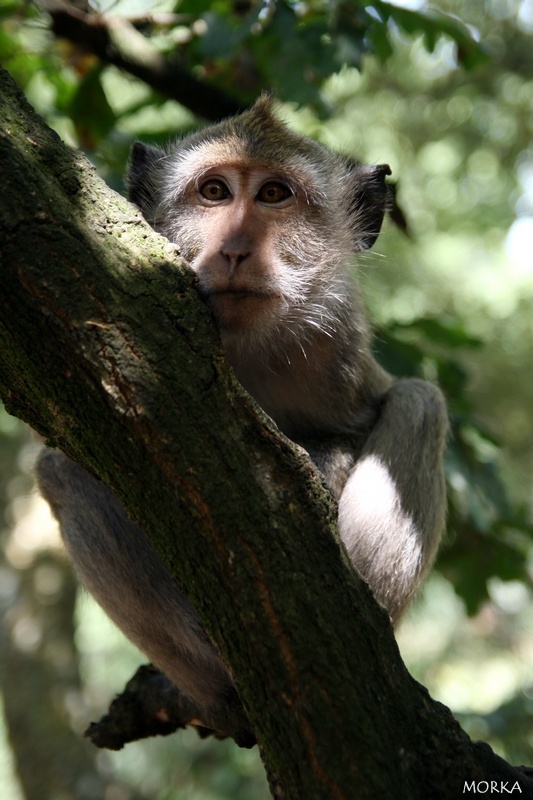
[506,216,533,276]
[4,494,62,571]
[399,574,533,736]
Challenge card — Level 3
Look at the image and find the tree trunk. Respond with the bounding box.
[0,66,531,799]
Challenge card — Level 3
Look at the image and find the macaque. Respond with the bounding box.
[37,95,448,746]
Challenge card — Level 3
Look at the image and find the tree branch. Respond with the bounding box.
[41,0,243,120]
[1,66,532,799]
[84,664,257,750]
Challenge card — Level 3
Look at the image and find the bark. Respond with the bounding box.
[84,664,226,751]
[0,66,532,799]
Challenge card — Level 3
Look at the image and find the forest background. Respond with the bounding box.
[0,0,532,797]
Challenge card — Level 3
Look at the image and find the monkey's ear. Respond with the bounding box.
[349,163,392,251]
[127,142,166,217]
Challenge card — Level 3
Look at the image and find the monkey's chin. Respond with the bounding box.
[206,291,282,332]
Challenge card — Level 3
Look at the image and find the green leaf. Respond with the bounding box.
[176,0,230,14]
[392,316,484,348]
[370,1,489,69]
[249,2,334,106]
[372,329,426,377]
[197,11,251,59]
[366,21,394,62]
[68,67,116,148]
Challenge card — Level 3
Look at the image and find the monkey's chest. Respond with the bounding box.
[235,362,368,442]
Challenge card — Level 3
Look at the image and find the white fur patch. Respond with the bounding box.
[337,454,423,577]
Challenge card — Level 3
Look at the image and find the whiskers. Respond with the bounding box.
[221,268,352,371]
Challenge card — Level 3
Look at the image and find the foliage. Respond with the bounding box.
[1,0,532,795]
[1,0,488,132]
[173,0,487,106]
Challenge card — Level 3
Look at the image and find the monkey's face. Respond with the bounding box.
[173,165,313,332]
[158,154,347,341]
[127,97,391,352]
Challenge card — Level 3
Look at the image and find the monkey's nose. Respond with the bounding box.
[220,248,251,273]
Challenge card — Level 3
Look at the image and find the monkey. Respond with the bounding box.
[36,95,448,746]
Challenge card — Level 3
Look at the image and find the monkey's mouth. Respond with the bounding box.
[202,287,281,300]
[201,288,282,329]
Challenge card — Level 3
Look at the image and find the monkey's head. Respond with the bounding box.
[128,96,390,350]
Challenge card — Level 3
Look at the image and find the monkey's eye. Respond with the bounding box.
[199,179,231,202]
[257,181,292,204]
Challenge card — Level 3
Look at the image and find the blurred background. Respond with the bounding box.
[0,0,532,797]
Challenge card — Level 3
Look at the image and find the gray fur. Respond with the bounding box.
[37,96,447,738]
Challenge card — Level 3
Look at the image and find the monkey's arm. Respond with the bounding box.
[337,379,448,622]
[36,449,254,746]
